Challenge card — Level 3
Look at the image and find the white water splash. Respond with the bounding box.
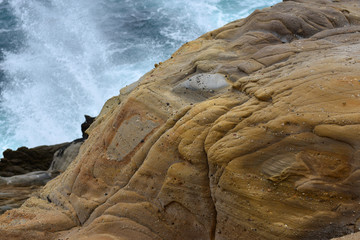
[0,0,281,151]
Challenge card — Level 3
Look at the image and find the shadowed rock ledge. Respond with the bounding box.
[0,143,68,177]
[1,0,360,239]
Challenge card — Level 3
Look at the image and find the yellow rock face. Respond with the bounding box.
[1,0,360,239]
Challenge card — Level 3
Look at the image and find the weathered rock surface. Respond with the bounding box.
[0,186,41,215]
[0,140,83,214]
[0,171,52,187]
[0,143,68,177]
[1,0,360,239]
[49,139,84,176]
[0,140,83,187]
[333,232,360,240]
[0,115,91,178]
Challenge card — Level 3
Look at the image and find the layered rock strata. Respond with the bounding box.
[0,186,41,215]
[1,0,360,239]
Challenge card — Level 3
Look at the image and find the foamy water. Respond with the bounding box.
[0,0,281,152]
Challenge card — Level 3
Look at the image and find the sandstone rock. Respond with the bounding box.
[0,119,86,216]
[0,186,41,215]
[333,232,360,240]
[1,0,360,239]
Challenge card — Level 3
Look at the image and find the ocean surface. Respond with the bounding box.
[0,0,281,152]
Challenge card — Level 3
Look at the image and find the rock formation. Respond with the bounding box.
[81,115,96,139]
[49,140,84,176]
[0,116,89,214]
[1,0,360,239]
[0,115,92,178]
[333,232,360,240]
[0,143,68,177]
[0,185,42,215]
[0,140,83,214]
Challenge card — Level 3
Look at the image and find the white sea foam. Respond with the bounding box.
[0,0,281,151]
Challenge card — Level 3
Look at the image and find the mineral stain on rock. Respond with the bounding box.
[106,115,159,162]
[2,0,360,239]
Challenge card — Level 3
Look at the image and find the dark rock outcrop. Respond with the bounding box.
[0,139,83,214]
[81,115,96,139]
[0,143,68,177]
[0,115,90,215]
[0,114,94,178]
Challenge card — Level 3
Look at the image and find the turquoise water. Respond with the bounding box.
[0,0,281,152]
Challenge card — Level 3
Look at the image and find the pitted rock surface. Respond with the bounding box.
[1,0,360,239]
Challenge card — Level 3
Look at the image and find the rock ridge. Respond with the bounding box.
[1,0,360,239]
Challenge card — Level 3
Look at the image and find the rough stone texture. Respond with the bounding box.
[0,143,68,177]
[0,186,41,215]
[1,0,360,239]
[333,232,360,240]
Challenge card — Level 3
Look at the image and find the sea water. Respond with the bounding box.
[0,0,281,152]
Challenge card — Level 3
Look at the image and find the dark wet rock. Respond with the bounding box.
[0,139,83,216]
[81,115,95,139]
[0,139,82,189]
[0,143,68,177]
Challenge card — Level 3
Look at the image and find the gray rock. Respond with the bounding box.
[176,73,229,91]
[0,171,51,187]
[49,140,83,175]
[0,140,83,188]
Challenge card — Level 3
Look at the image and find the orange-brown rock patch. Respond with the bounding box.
[1,0,360,239]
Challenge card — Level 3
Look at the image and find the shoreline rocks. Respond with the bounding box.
[0,114,94,179]
[0,139,83,214]
[49,139,84,176]
[0,139,84,188]
[0,116,91,215]
[1,0,360,239]
[0,185,41,215]
[0,143,69,177]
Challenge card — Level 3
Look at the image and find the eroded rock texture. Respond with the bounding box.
[1,0,360,239]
